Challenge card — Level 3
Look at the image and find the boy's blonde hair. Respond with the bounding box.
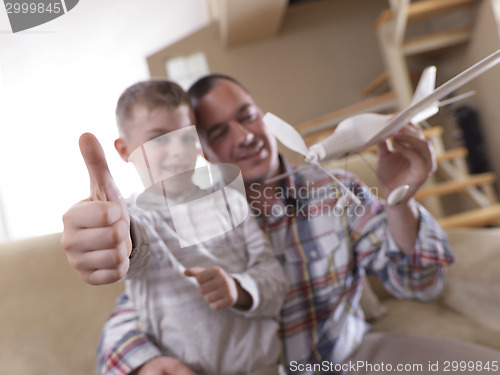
[116,79,191,138]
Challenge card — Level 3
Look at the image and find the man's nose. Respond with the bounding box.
[231,121,255,146]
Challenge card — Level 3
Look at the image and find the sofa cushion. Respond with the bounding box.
[360,276,388,322]
[369,298,500,351]
[0,233,124,375]
[367,227,500,351]
[442,228,500,332]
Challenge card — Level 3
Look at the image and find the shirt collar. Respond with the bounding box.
[253,155,305,225]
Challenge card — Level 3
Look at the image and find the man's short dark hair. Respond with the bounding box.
[187,74,249,111]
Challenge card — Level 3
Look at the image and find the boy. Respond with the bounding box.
[94,80,288,375]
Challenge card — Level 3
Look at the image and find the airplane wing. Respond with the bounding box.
[265,49,500,164]
[372,49,500,142]
[410,65,439,124]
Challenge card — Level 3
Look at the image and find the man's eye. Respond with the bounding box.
[210,127,228,142]
[238,110,257,124]
[239,116,252,124]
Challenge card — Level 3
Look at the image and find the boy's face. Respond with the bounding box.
[117,104,199,197]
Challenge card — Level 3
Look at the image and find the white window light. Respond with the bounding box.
[166,52,209,90]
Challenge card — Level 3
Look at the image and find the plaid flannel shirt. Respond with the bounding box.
[254,160,453,372]
[97,158,454,375]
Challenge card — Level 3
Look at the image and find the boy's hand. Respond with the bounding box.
[61,133,132,285]
[133,357,196,375]
[184,266,252,310]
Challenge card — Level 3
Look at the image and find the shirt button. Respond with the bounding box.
[310,250,318,258]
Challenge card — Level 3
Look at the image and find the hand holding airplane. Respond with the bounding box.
[264,49,500,207]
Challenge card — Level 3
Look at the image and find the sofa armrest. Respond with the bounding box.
[363,227,500,330]
[440,228,500,332]
[0,232,124,375]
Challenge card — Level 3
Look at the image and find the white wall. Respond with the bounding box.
[148,0,388,164]
[0,0,209,241]
[462,0,500,186]
[149,0,388,126]
[433,0,500,190]
[0,188,7,242]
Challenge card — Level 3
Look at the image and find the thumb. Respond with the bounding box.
[184,267,204,278]
[80,133,114,191]
[79,133,126,210]
[377,138,392,157]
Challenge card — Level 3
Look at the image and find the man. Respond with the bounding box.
[63,74,469,374]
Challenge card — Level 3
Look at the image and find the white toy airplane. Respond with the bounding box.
[264,49,500,206]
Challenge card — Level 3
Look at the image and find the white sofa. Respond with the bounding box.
[1,227,499,374]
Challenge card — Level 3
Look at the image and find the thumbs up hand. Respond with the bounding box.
[61,133,132,285]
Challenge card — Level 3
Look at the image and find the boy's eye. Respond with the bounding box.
[152,135,169,144]
[182,134,196,144]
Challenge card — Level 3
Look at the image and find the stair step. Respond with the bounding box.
[331,140,467,163]
[415,172,497,200]
[435,147,468,163]
[303,119,445,151]
[422,126,444,138]
[361,72,390,96]
[437,204,500,229]
[374,0,480,29]
[403,26,473,56]
[297,91,397,141]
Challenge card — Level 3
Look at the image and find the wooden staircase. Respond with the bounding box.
[295,91,397,139]
[415,125,500,229]
[373,0,479,27]
[326,0,500,229]
[286,0,500,230]
[295,115,500,229]
[366,0,480,107]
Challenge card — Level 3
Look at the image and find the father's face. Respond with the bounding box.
[194,80,280,184]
